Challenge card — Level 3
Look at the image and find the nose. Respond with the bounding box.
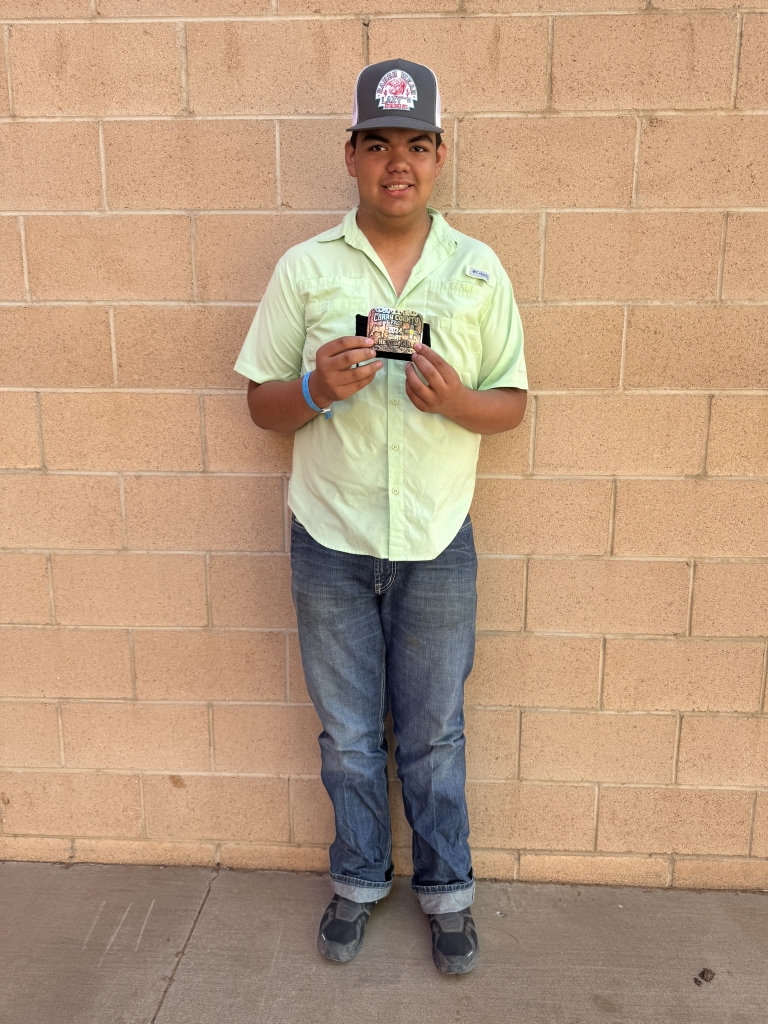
[386,149,410,173]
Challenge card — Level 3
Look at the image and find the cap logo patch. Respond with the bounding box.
[376,70,417,111]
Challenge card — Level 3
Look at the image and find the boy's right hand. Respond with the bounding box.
[309,337,383,408]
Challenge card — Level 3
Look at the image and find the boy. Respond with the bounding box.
[234,58,527,975]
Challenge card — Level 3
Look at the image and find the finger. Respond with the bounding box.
[410,352,447,392]
[333,362,382,393]
[405,362,436,403]
[404,377,431,412]
[338,361,382,384]
[413,342,450,369]
[413,344,459,386]
[330,347,380,370]
[321,336,376,359]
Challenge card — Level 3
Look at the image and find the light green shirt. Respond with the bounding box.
[234,207,527,561]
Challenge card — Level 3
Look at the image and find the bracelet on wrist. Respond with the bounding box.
[302,371,332,419]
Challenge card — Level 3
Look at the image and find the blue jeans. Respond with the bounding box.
[290,512,477,914]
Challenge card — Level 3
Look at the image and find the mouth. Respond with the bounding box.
[382,183,413,192]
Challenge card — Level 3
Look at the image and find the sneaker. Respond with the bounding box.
[317,895,376,963]
[428,908,479,974]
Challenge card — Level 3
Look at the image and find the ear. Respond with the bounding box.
[434,138,448,178]
[344,139,358,179]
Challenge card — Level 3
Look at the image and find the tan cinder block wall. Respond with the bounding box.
[0,0,767,893]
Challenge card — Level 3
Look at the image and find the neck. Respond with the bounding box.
[355,203,432,253]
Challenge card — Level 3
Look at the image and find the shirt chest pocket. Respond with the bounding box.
[429,316,483,389]
[302,279,369,372]
[426,281,487,389]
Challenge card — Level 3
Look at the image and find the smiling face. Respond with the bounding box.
[344,127,447,223]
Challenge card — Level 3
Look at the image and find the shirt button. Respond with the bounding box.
[392,487,399,495]
[391,398,399,405]
[391,443,399,451]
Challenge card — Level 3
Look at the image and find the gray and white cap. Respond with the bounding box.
[348,58,442,135]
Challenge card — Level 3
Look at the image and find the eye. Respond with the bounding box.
[411,146,428,152]
[368,144,386,151]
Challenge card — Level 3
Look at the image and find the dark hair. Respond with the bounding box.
[350,130,443,151]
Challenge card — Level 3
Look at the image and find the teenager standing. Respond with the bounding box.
[235,58,528,975]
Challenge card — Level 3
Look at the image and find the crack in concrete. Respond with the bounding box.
[150,868,220,1024]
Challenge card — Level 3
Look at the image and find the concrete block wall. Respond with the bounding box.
[0,0,767,891]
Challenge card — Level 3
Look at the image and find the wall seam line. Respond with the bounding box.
[178,22,189,114]
[592,784,600,852]
[45,553,57,625]
[618,305,628,389]
[208,703,215,772]
[672,712,683,783]
[189,213,199,302]
[452,117,458,209]
[521,555,529,632]
[607,477,617,555]
[716,211,729,301]
[686,559,696,637]
[759,642,768,714]
[198,394,209,472]
[4,11,768,22]
[5,109,768,124]
[2,26,13,118]
[597,635,606,710]
[282,474,290,553]
[98,121,109,210]
[18,216,31,302]
[139,774,147,837]
[118,472,127,549]
[528,393,537,475]
[731,12,744,109]
[274,119,282,208]
[537,211,546,301]
[515,709,522,780]
[204,551,213,627]
[747,791,757,856]
[4,205,768,217]
[631,115,643,206]
[35,390,46,470]
[56,703,66,766]
[9,384,768,396]
[362,16,369,65]
[700,394,713,475]
[108,307,118,386]
[288,776,295,843]
[545,16,554,110]
[128,629,137,700]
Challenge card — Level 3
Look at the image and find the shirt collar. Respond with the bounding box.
[318,206,459,258]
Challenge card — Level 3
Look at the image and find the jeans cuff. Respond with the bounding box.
[330,873,392,904]
[412,881,475,915]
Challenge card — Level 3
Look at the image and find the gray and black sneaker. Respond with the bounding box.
[428,907,479,974]
[317,895,376,963]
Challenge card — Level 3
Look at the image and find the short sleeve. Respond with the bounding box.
[233,257,306,384]
[476,266,528,392]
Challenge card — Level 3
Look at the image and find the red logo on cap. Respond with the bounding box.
[376,70,417,111]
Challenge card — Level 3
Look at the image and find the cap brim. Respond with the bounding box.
[347,115,443,134]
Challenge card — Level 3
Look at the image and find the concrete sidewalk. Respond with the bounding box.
[1,862,766,1024]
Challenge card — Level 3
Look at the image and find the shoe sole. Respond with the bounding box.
[433,952,479,975]
[317,936,363,963]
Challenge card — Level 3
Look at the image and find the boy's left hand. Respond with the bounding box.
[405,343,466,418]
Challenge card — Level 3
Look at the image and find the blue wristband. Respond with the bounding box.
[302,371,332,419]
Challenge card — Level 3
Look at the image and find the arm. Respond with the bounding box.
[247,336,383,433]
[405,343,527,434]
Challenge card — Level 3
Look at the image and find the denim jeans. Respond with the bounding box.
[290,512,477,915]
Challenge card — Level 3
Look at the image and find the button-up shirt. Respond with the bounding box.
[234,206,527,561]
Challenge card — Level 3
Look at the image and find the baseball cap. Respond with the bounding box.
[348,58,442,135]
